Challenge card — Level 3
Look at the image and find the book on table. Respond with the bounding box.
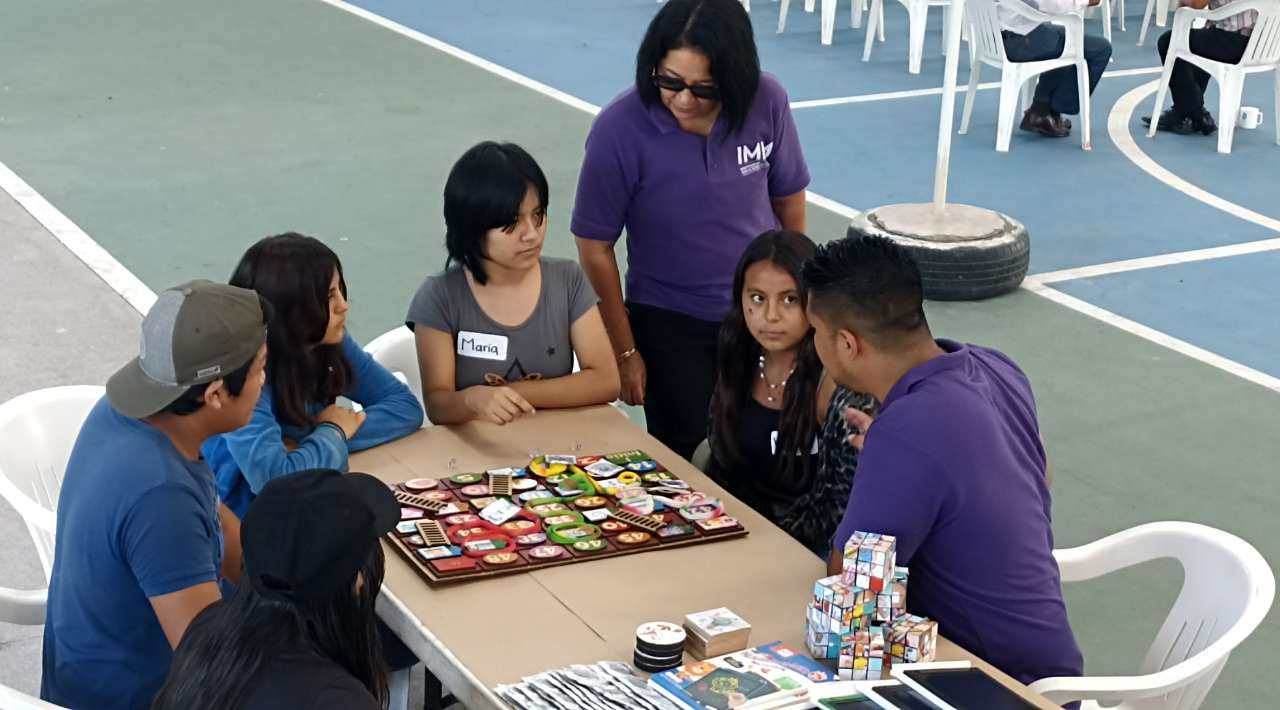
[649,641,837,710]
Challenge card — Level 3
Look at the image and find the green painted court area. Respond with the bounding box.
[1,1,1276,707]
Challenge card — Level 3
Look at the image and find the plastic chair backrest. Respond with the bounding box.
[1051,522,1274,709]
[1241,0,1280,67]
[0,386,103,583]
[364,326,427,420]
[966,0,1007,62]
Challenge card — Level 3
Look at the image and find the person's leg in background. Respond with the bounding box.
[628,303,719,461]
[1153,28,1249,134]
[1003,24,1071,137]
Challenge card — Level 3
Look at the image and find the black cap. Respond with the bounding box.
[242,469,399,603]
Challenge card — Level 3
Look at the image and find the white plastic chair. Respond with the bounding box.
[0,684,69,710]
[1085,0,1125,44]
[364,326,430,427]
[960,0,1093,151]
[1147,0,1280,154]
[778,0,886,43]
[1030,522,1275,709]
[864,0,958,74]
[1139,0,1172,46]
[0,386,104,583]
[0,586,59,708]
[660,0,752,8]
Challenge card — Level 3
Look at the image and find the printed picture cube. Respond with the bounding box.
[841,531,898,593]
[889,614,938,665]
[837,625,887,680]
[813,576,875,633]
[804,609,843,659]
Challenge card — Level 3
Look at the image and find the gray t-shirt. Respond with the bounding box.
[406,258,599,390]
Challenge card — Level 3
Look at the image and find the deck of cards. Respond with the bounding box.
[682,607,751,659]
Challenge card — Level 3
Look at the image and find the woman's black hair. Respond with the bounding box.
[151,545,389,710]
[635,0,761,137]
[710,230,822,499]
[229,233,354,427]
[443,141,549,286]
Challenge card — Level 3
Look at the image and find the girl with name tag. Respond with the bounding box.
[706,231,875,557]
[203,234,425,519]
[407,142,619,425]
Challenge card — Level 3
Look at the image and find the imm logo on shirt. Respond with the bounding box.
[737,140,773,176]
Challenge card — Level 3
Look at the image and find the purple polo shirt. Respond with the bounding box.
[571,73,810,323]
[832,340,1083,686]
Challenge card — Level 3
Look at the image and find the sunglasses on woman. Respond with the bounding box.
[652,74,720,101]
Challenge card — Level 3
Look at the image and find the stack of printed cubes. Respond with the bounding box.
[804,531,939,680]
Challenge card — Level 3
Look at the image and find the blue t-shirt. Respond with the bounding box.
[203,331,423,518]
[832,340,1083,686]
[42,397,223,710]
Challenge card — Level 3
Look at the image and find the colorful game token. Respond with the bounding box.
[422,490,452,501]
[695,516,741,532]
[511,477,538,491]
[605,449,651,465]
[450,473,483,485]
[572,495,608,509]
[395,521,419,535]
[572,539,608,553]
[518,489,554,502]
[469,496,498,511]
[544,474,567,485]
[501,519,539,534]
[583,507,611,522]
[616,531,652,546]
[545,454,578,465]
[575,455,602,466]
[444,513,481,526]
[527,544,566,559]
[416,545,462,561]
[657,523,696,540]
[463,538,508,554]
[642,472,675,482]
[584,460,624,478]
[404,478,439,492]
[482,552,520,566]
[479,498,522,525]
[636,621,687,651]
[601,520,630,533]
[625,459,658,473]
[454,525,490,539]
[404,535,426,547]
[460,484,490,497]
[399,506,425,520]
[429,557,477,574]
[515,532,548,546]
[544,513,580,526]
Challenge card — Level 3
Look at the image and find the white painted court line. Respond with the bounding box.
[1109,79,1280,235]
[790,67,1164,110]
[1027,237,1280,284]
[0,160,155,316]
[1024,281,1280,394]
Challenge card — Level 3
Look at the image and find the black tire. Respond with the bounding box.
[846,213,1030,301]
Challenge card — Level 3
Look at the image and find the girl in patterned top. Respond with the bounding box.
[706,231,875,557]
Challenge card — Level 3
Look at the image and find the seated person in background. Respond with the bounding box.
[152,468,396,710]
[802,236,1083,686]
[408,141,619,425]
[707,230,875,557]
[204,233,423,519]
[999,0,1113,137]
[42,282,268,710]
[1146,0,1259,135]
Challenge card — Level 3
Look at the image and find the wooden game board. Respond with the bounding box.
[385,449,749,584]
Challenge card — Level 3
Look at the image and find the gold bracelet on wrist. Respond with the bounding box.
[616,347,638,363]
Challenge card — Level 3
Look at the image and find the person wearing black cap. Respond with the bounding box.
[42,281,270,710]
[153,468,398,710]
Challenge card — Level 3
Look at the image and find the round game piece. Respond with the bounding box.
[422,490,452,501]
[399,507,425,520]
[460,484,490,497]
[635,621,686,656]
[616,531,652,546]
[445,513,481,526]
[634,656,683,673]
[404,477,439,492]
[634,646,684,668]
[625,459,658,473]
[544,513,579,526]
[515,532,548,546]
[572,539,608,553]
[573,495,608,509]
[511,477,538,491]
[518,490,554,502]
[601,520,630,533]
[450,473,483,485]
[544,473,567,485]
[454,525,489,539]
[404,535,425,547]
[527,544,565,560]
[482,552,520,565]
[502,519,539,533]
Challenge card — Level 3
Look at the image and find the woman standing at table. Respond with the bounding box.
[573,0,810,460]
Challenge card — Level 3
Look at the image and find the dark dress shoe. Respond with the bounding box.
[1020,110,1070,138]
[1142,108,1198,135]
[1196,109,1218,136]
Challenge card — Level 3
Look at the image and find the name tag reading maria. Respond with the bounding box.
[457,331,508,361]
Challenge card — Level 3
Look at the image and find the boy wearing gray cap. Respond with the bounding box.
[41,281,269,710]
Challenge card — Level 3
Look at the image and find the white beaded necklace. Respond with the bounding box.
[757,353,796,404]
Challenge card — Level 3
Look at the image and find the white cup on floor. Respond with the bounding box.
[1237,107,1263,130]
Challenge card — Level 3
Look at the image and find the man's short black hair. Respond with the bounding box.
[635,0,760,137]
[159,294,271,417]
[802,235,930,350]
[443,141,549,286]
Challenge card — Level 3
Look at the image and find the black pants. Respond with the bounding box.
[1157,27,1250,116]
[628,302,720,461]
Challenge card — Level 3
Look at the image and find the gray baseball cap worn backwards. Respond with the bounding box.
[107,280,267,418]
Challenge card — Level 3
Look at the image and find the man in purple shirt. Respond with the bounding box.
[573,0,810,459]
[802,235,1083,687]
